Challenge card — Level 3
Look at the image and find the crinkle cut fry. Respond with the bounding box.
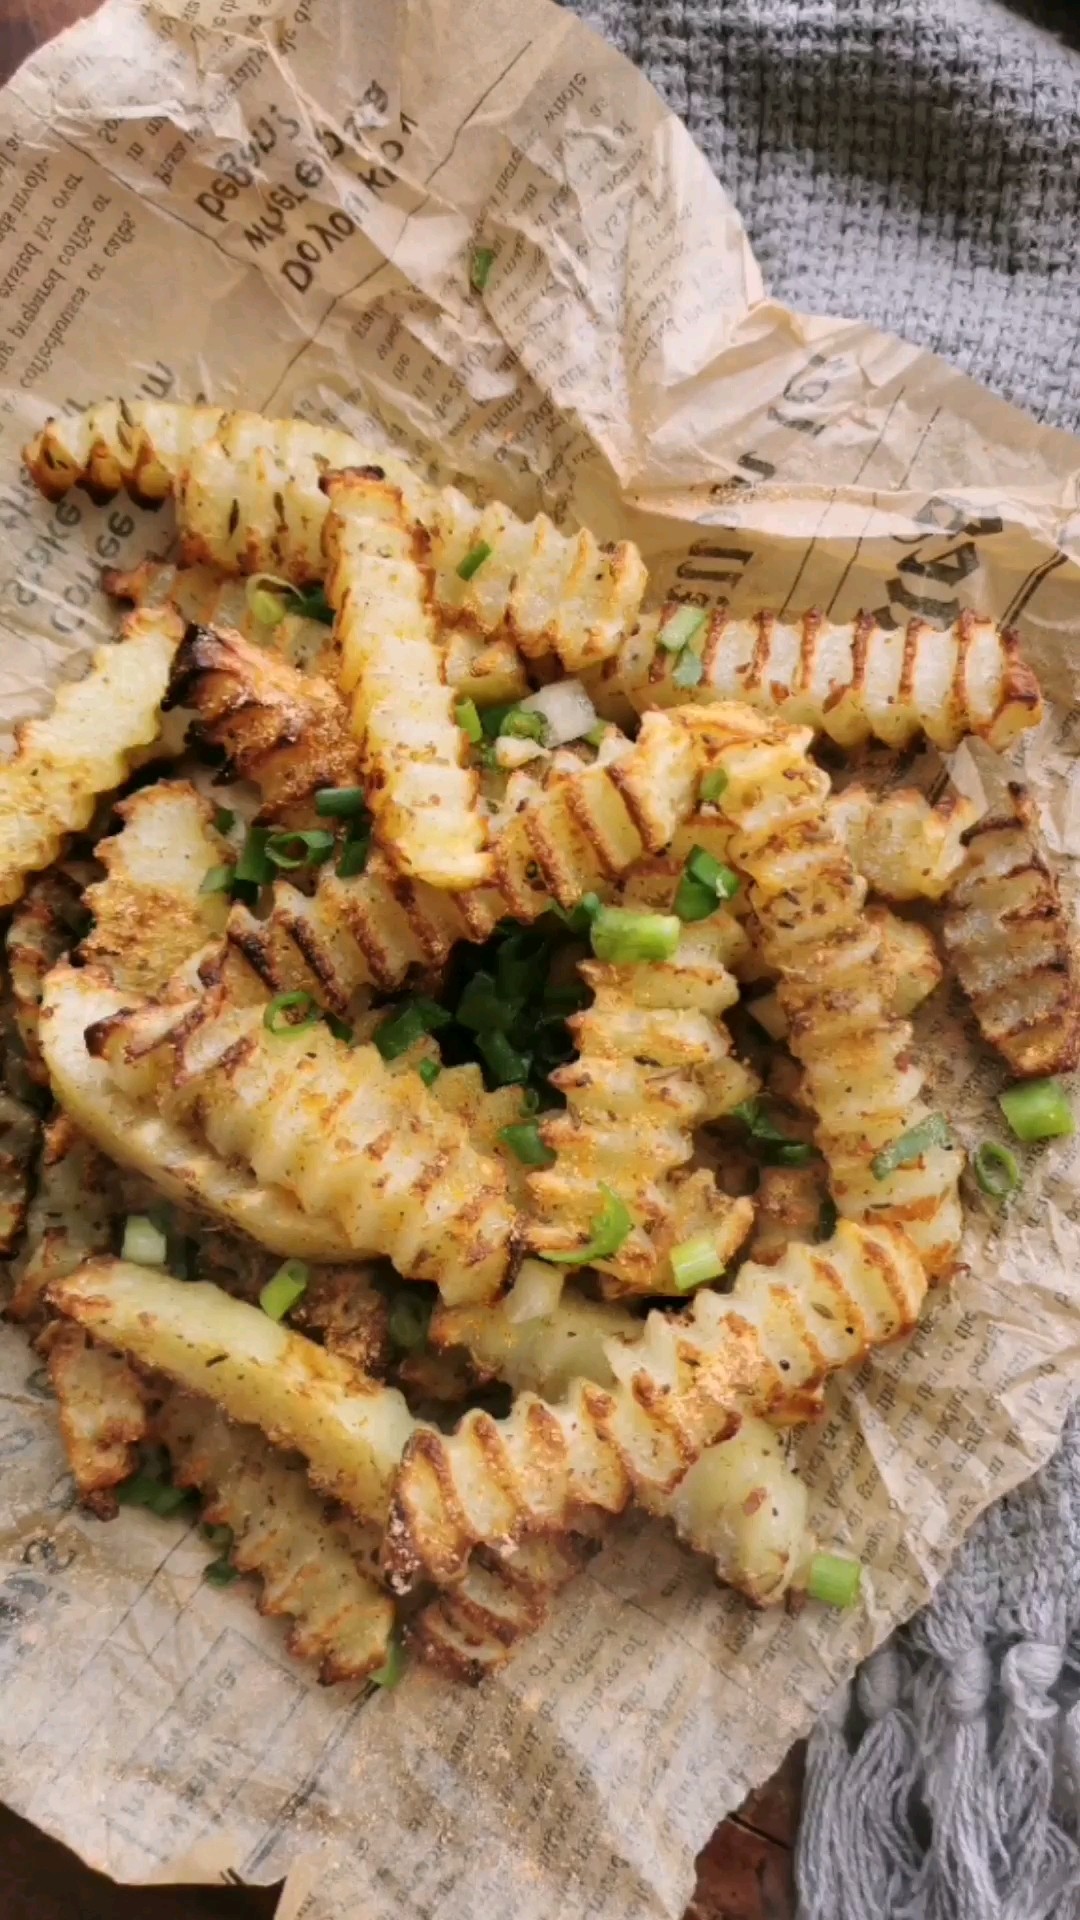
[591,607,1042,752]
[91,983,517,1306]
[943,782,1080,1077]
[382,1218,925,1589]
[525,944,757,1294]
[49,1261,417,1525]
[681,703,963,1276]
[165,624,361,821]
[827,783,980,902]
[433,1283,814,1604]
[79,780,231,996]
[223,708,697,1012]
[41,1321,150,1518]
[322,470,489,890]
[41,965,357,1261]
[7,1113,115,1321]
[104,560,339,676]
[410,1534,596,1681]
[6,868,85,1082]
[425,484,647,672]
[0,1084,39,1256]
[24,398,226,505]
[157,1392,395,1683]
[0,605,182,909]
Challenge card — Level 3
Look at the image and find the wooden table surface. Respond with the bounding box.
[0,1,800,1913]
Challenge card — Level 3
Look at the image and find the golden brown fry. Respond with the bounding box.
[411,1535,593,1681]
[435,1280,818,1606]
[50,1261,416,1524]
[225,709,697,1012]
[80,781,231,995]
[41,966,355,1260]
[425,485,647,672]
[92,982,517,1305]
[42,1321,150,1517]
[525,938,756,1293]
[0,606,182,909]
[943,784,1080,1077]
[7,1114,115,1322]
[322,471,489,890]
[104,559,337,675]
[24,399,225,504]
[682,703,962,1277]
[26,402,643,670]
[165,625,361,822]
[748,907,943,1038]
[293,1266,392,1376]
[593,607,1042,752]
[382,1219,925,1588]
[157,1392,395,1683]
[747,1164,830,1265]
[6,869,85,1082]
[828,784,980,901]
[0,1080,39,1257]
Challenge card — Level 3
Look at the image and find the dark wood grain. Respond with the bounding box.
[0,2,800,1913]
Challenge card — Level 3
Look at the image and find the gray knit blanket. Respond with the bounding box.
[558,2,1080,1913]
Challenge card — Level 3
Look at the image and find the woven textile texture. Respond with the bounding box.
[557,2,1080,1914]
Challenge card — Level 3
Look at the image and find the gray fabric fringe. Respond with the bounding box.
[555,1,1080,1911]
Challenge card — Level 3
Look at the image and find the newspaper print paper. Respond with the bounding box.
[1,1,1079,1915]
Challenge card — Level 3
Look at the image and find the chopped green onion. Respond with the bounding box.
[657,606,706,653]
[204,1557,239,1587]
[121,1214,168,1267]
[375,997,451,1061]
[247,585,288,628]
[234,825,273,890]
[870,1114,953,1180]
[265,828,335,870]
[259,1259,309,1321]
[498,706,549,744]
[672,646,705,689]
[479,702,514,739]
[520,1086,541,1115]
[264,990,320,1035]
[370,1636,407,1688]
[806,1552,862,1609]
[325,1013,354,1044]
[470,247,495,293]
[117,1474,195,1517]
[199,863,234,896]
[999,1077,1074,1143]
[203,1523,233,1552]
[455,697,483,744]
[670,1233,724,1292]
[479,1030,532,1085]
[213,806,236,834]
[417,1058,442,1088]
[541,1184,634,1267]
[551,894,601,934]
[686,846,739,898]
[673,850,739,923]
[289,584,333,624]
[314,786,369,819]
[337,824,371,878]
[585,723,607,748]
[457,540,493,581]
[499,1121,556,1168]
[973,1140,1021,1198]
[457,970,515,1034]
[589,907,680,965]
[732,1097,818,1166]
[700,768,729,804]
[388,1291,433,1352]
[817,1196,839,1242]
